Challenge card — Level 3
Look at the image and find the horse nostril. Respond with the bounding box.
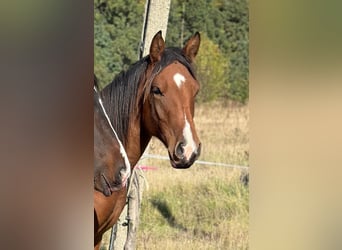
[175,141,184,159]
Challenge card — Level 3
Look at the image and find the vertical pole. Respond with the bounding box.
[124,169,145,250]
[110,1,171,249]
[109,194,129,249]
[126,0,171,248]
[140,0,171,58]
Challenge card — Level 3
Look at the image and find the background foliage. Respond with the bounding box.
[94,0,248,103]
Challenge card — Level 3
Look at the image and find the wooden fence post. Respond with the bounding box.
[124,169,146,249]
[140,0,171,58]
[109,1,171,249]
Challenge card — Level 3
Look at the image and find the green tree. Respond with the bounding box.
[195,34,230,102]
[210,0,249,103]
[167,0,249,103]
[94,0,248,103]
[94,0,144,88]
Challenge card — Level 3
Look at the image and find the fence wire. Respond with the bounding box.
[140,153,249,171]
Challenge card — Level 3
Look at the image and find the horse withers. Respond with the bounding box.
[95,31,202,249]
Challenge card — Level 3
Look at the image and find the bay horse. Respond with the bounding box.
[94,77,131,243]
[94,31,201,249]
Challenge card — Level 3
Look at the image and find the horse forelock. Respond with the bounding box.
[142,47,197,103]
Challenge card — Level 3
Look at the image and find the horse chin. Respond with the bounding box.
[99,174,126,197]
[101,185,124,197]
[168,152,196,169]
[94,182,112,197]
[103,187,112,197]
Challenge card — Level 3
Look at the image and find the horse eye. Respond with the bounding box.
[151,86,163,96]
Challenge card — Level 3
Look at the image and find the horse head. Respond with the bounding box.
[142,31,202,169]
[94,82,130,196]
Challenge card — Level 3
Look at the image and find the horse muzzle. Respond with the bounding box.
[169,142,201,169]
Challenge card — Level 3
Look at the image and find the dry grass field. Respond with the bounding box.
[101,101,249,249]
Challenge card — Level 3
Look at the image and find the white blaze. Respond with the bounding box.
[98,94,131,181]
[182,115,197,160]
[173,73,185,88]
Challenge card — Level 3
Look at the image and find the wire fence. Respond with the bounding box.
[140,153,249,171]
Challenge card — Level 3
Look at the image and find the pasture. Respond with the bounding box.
[102,101,249,249]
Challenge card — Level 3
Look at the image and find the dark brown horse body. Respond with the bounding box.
[94,31,201,249]
[94,80,131,247]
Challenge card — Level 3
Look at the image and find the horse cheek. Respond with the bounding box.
[143,99,158,136]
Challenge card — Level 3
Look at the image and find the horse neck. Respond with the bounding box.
[125,113,152,168]
[104,60,153,169]
[125,65,154,168]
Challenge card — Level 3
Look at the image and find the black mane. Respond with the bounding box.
[100,47,196,146]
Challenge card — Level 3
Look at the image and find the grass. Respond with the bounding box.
[101,101,249,249]
[138,168,249,249]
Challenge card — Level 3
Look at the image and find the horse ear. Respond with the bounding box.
[183,32,201,62]
[149,30,165,64]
